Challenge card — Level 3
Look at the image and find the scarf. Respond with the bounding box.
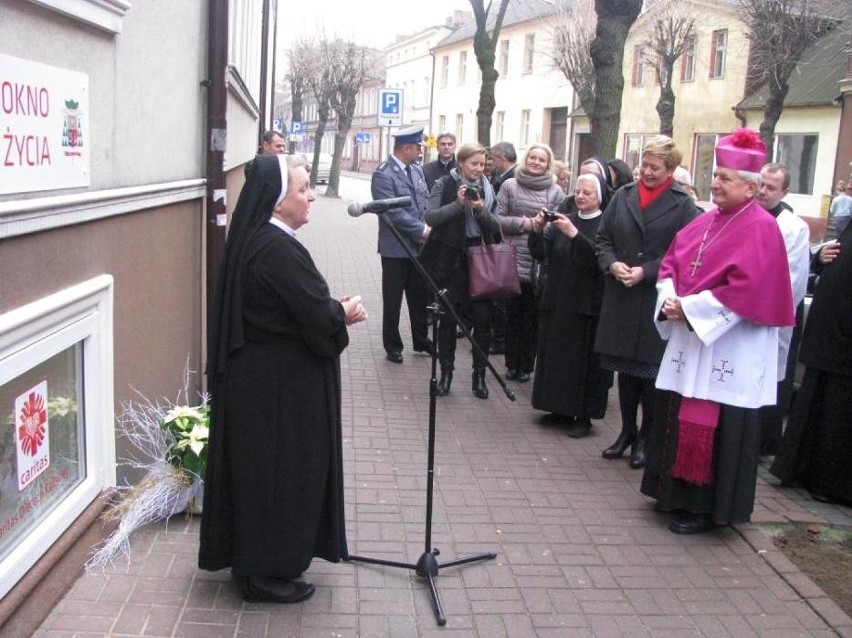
[515,166,556,191]
[638,176,672,210]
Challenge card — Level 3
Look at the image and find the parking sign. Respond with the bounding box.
[378,89,403,127]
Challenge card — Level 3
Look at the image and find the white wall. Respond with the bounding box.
[0,0,207,195]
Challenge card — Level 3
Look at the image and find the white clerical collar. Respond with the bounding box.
[269,216,296,237]
[578,209,602,220]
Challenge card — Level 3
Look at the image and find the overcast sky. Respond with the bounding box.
[278,0,472,51]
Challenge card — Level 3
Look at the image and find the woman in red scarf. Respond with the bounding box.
[594,137,698,469]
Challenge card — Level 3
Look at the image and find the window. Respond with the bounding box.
[680,34,696,82]
[495,111,505,141]
[441,55,449,88]
[709,29,727,79]
[623,133,648,170]
[631,46,646,86]
[456,114,464,141]
[499,39,510,76]
[773,134,818,194]
[0,276,115,599]
[523,34,535,73]
[458,51,467,85]
[438,115,446,134]
[520,109,531,146]
[423,76,430,103]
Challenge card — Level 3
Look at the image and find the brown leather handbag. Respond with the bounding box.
[466,240,521,300]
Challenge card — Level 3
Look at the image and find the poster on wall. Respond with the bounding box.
[0,54,90,194]
[14,380,50,490]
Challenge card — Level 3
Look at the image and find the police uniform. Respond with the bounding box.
[371,126,431,361]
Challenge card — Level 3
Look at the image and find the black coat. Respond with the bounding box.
[419,173,501,303]
[798,221,852,374]
[530,214,613,418]
[423,157,457,192]
[594,181,697,366]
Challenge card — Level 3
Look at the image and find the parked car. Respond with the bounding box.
[314,152,332,184]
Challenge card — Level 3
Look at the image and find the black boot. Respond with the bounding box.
[602,428,636,459]
[472,368,489,399]
[436,370,453,396]
[629,436,647,469]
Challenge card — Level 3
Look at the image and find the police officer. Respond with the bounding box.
[371,125,432,363]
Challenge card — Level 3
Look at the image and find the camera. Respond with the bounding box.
[463,185,482,201]
[544,210,558,222]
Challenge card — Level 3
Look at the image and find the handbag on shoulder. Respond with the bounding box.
[466,239,521,300]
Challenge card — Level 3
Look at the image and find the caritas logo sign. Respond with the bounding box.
[15,380,51,490]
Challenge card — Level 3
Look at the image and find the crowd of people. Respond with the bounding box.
[198,126,849,605]
[370,125,849,529]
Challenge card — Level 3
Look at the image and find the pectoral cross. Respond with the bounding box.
[690,256,701,275]
[671,351,686,373]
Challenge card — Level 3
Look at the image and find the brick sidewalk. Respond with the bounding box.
[35,193,852,637]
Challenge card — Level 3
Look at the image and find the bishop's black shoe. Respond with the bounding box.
[385,351,403,363]
[669,513,714,535]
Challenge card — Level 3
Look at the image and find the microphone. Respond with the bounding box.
[347,196,412,217]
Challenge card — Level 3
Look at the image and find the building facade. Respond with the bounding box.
[0,1,275,632]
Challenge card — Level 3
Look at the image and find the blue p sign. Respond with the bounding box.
[382,92,399,114]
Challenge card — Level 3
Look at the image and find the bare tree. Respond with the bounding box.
[640,0,696,137]
[469,0,511,145]
[296,37,337,188]
[285,41,312,155]
[548,0,597,122]
[323,40,382,197]
[739,0,839,150]
[590,0,643,158]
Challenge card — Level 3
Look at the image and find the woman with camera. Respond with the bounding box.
[494,144,565,382]
[419,143,501,398]
[528,173,613,437]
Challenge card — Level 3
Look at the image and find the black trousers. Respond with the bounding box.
[381,257,429,355]
[437,299,492,370]
[504,281,538,374]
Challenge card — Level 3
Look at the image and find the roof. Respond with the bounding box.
[738,19,851,110]
[435,0,561,49]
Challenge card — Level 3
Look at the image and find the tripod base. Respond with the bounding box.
[348,549,496,626]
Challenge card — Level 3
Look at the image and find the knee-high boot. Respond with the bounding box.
[629,378,655,469]
[602,373,641,459]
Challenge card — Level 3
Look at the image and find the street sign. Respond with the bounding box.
[355,132,371,145]
[377,89,403,128]
[290,121,303,134]
[274,117,284,132]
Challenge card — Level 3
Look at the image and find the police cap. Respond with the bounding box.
[391,125,424,146]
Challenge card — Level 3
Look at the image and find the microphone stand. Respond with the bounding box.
[347,210,516,626]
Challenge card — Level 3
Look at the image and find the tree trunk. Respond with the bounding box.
[310,105,329,188]
[326,114,352,198]
[477,67,499,145]
[759,75,790,156]
[590,0,642,158]
[656,63,676,137]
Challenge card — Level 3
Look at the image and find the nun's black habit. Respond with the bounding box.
[199,155,349,578]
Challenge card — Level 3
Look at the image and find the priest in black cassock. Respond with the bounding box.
[200,154,367,603]
[528,172,614,438]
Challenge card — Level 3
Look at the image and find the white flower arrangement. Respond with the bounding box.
[86,368,208,571]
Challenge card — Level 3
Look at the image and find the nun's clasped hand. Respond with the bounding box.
[341,295,368,325]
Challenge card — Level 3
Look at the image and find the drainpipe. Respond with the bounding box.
[258,0,271,145]
[206,0,228,321]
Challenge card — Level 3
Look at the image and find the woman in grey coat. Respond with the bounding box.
[594,136,697,469]
[495,144,565,382]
